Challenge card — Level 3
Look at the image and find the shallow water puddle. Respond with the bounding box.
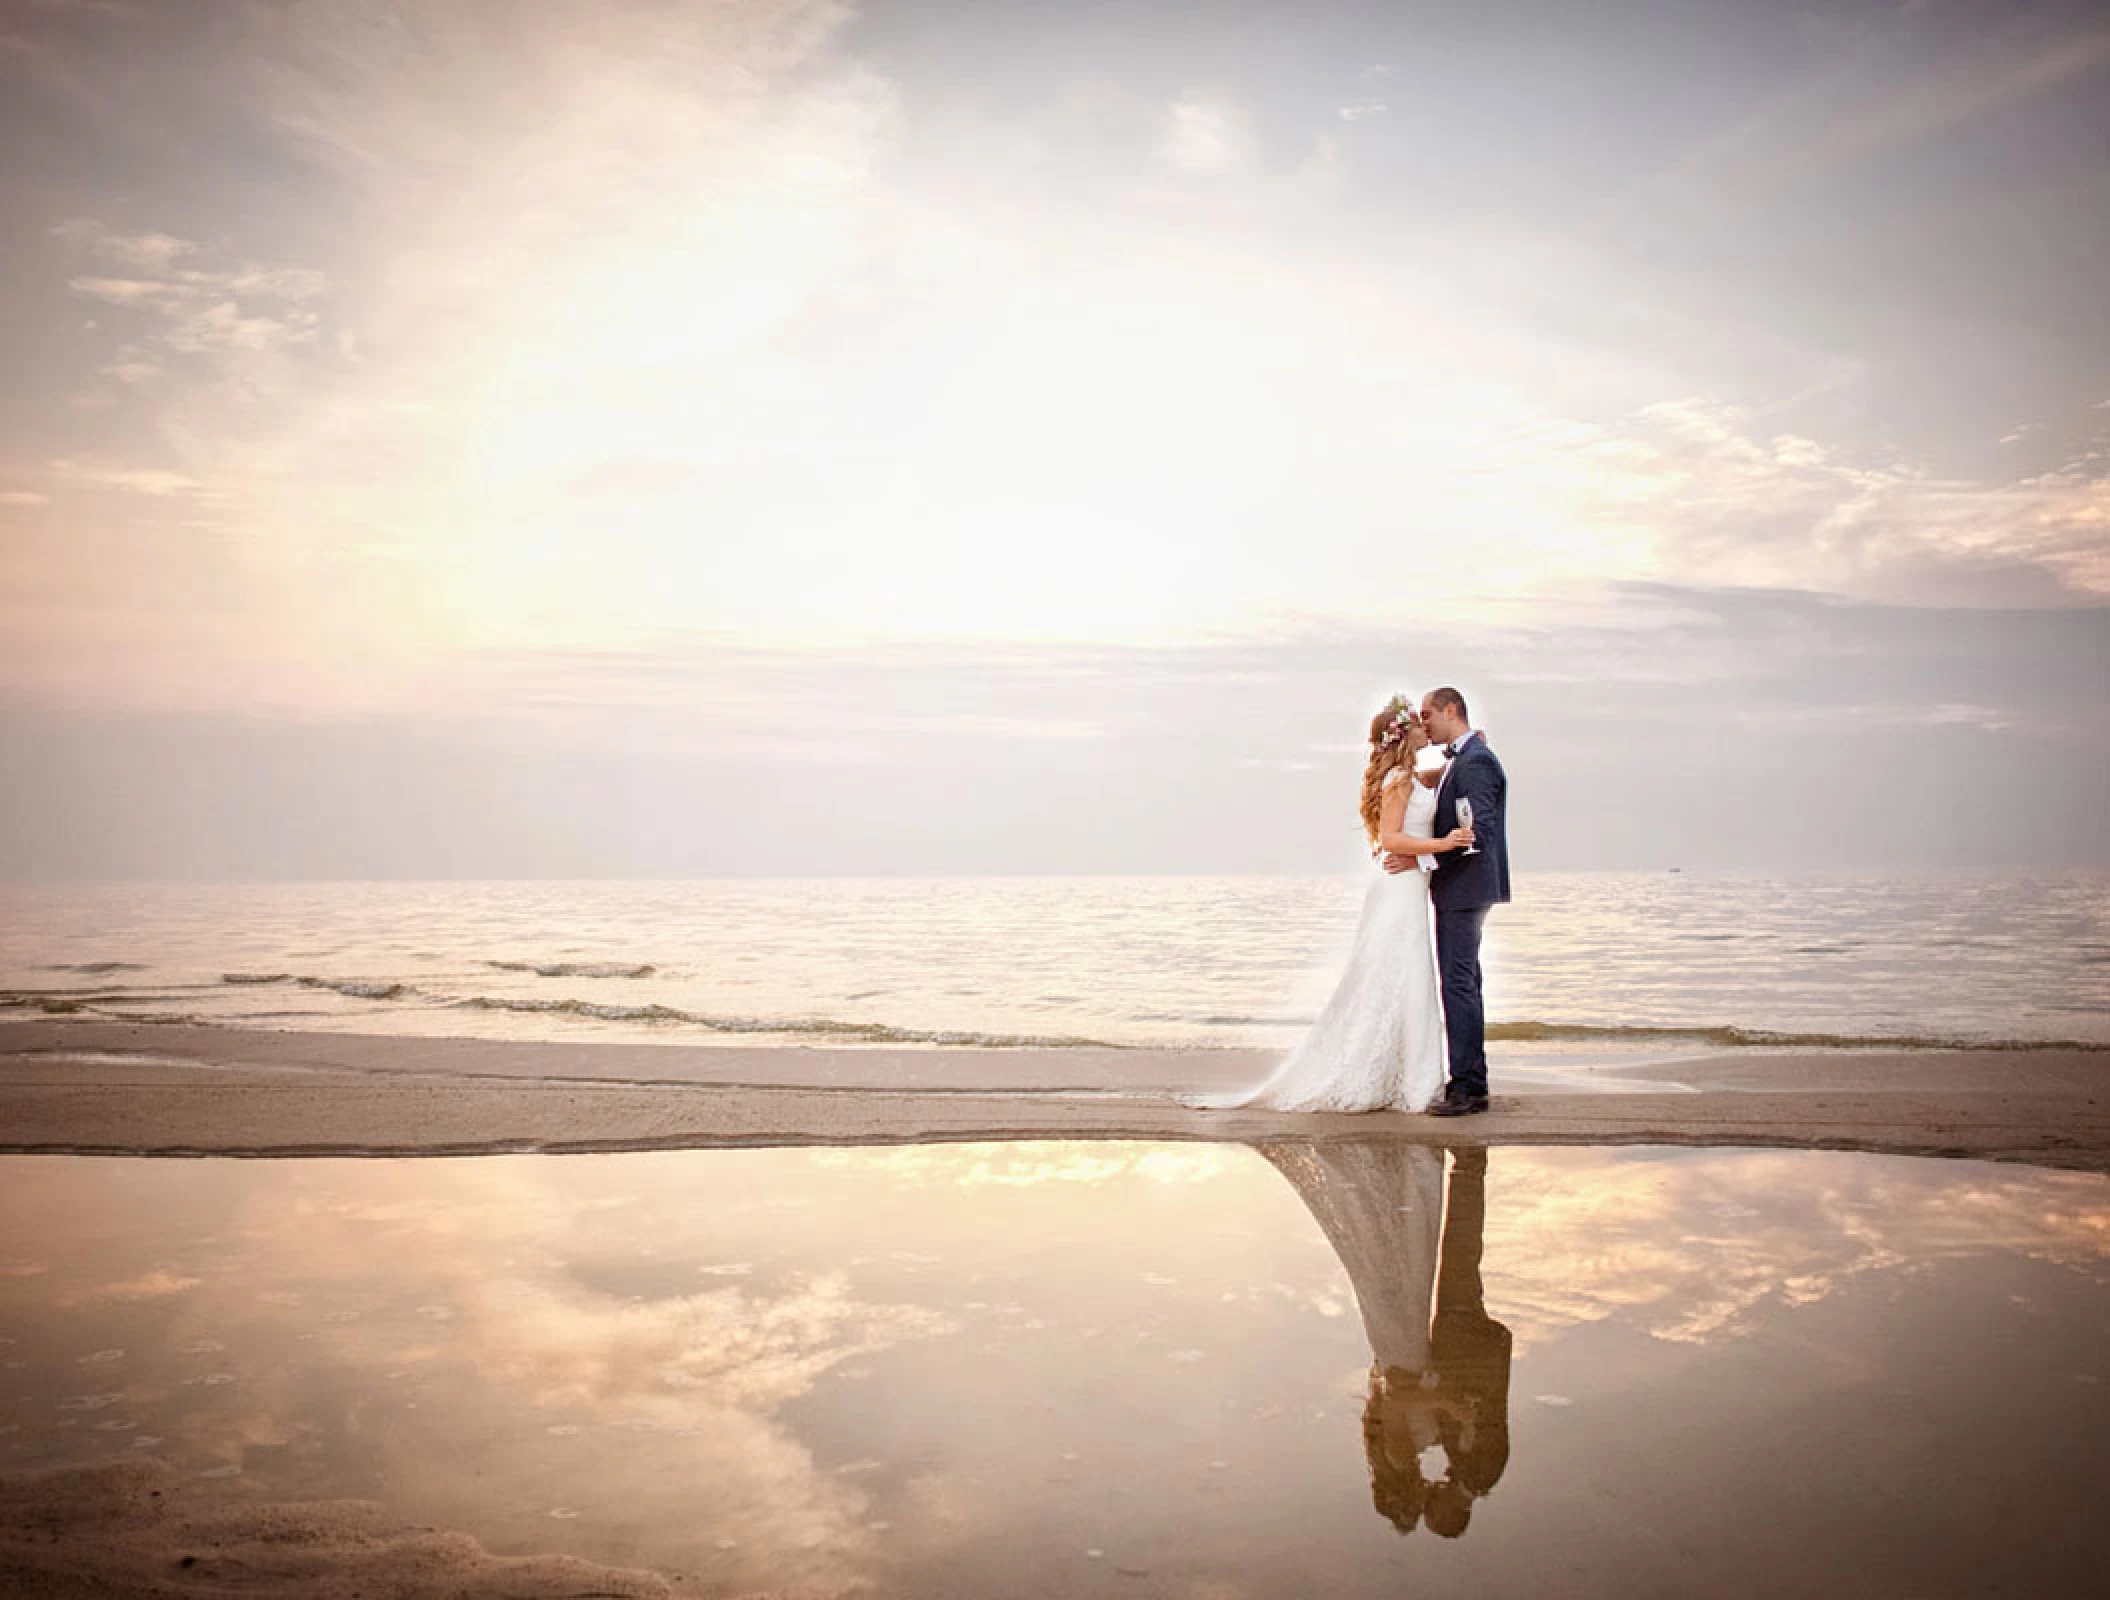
[3,1141,2107,1596]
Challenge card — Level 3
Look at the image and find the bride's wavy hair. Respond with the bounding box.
[1360,698,1428,847]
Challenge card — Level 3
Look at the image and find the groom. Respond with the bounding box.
[1384,687,1509,1116]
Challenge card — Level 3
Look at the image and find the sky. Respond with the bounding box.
[1,0,2106,877]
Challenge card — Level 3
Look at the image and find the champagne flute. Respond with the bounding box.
[1456,797,1481,856]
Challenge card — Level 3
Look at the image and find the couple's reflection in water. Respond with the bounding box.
[1255,1141,1511,1538]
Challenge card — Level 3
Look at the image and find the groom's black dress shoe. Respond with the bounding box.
[1428,1089,1490,1117]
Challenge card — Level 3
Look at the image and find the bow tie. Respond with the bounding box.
[1444,742,1457,758]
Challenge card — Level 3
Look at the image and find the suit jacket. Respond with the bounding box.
[1430,733,1510,912]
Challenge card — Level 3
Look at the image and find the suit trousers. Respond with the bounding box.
[1435,904,1492,1098]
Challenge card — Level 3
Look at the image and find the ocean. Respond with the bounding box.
[3,871,2105,1056]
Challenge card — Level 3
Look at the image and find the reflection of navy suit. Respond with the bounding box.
[1432,1147,1511,1496]
[1430,733,1509,1098]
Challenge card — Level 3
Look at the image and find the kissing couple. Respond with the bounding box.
[1190,687,1511,1116]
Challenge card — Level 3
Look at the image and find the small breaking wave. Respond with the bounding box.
[483,960,658,980]
[208,974,1109,1043]
[1482,1020,2110,1052]
[219,974,417,1001]
[3,987,208,1015]
[18,980,2101,1054]
[448,993,1119,1048]
[43,961,148,975]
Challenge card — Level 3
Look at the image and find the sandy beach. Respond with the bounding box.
[4,1019,2106,1172]
[6,1024,2108,1597]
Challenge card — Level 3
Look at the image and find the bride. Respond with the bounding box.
[1189,696,1473,1113]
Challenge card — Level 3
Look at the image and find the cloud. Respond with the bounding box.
[46,458,203,496]
[1597,398,2110,604]
[7,583,2101,876]
[809,1144,1238,1189]
[54,220,328,380]
[1336,101,1386,121]
[85,1269,203,1300]
[61,276,167,306]
[0,491,51,506]
[72,229,196,271]
[17,1151,951,1591]
[1915,701,2019,731]
[1161,90,1250,172]
[20,0,143,16]
[1485,1147,2110,1353]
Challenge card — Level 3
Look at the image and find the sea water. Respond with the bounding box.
[3,870,2105,1052]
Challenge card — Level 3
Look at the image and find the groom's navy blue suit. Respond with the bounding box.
[1429,732,1509,1099]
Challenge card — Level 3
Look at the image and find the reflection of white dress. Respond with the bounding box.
[1257,1140,1444,1371]
[1193,772,1447,1112]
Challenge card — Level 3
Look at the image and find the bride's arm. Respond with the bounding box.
[1377,782,1473,857]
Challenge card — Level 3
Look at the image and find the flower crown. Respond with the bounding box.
[1374,694,1420,752]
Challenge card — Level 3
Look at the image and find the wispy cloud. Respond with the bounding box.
[1635,6,2110,205]
[1593,398,2110,604]
[54,218,328,377]
[46,457,205,496]
[20,0,144,17]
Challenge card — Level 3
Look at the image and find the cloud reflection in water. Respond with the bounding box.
[0,1141,2105,1594]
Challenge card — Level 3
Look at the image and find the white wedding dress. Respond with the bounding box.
[1190,770,1448,1113]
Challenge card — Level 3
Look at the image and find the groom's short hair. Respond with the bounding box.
[1428,686,1469,723]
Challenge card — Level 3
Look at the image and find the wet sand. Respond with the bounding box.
[0,1456,672,1599]
[4,1019,2107,1171]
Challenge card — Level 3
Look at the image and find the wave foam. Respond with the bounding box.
[484,960,658,979]
[220,974,415,1000]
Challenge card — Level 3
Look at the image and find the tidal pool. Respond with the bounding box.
[3,1140,2107,1596]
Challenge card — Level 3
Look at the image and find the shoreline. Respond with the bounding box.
[4,1020,2107,1172]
